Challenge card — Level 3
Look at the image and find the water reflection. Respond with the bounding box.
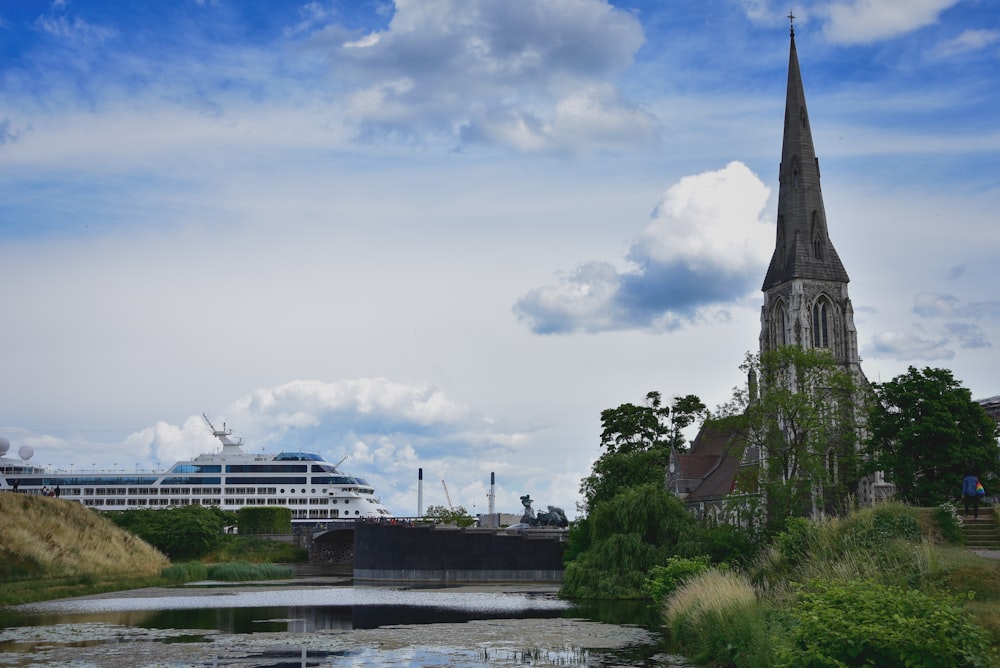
[0,585,689,666]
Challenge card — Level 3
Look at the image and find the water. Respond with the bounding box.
[0,581,693,667]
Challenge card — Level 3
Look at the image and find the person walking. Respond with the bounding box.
[962,472,982,519]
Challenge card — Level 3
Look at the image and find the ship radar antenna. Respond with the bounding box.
[202,413,244,449]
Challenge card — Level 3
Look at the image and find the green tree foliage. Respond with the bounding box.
[561,484,698,599]
[237,507,292,534]
[738,347,862,531]
[108,506,236,561]
[865,366,999,506]
[422,504,475,527]
[580,391,706,513]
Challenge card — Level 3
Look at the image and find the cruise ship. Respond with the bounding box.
[0,417,393,525]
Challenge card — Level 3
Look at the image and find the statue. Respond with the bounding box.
[519,494,568,528]
[519,494,536,524]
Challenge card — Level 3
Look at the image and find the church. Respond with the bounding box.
[667,23,893,521]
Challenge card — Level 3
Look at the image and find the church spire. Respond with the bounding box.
[761,27,849,291]
[758,29,863,376]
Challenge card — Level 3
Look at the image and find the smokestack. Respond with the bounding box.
[489,472,496,527]
[417,468,424,517]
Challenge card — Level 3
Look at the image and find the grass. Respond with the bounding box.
[0,493,168,581]
[661,502,1000,667]
[0,493,303,606]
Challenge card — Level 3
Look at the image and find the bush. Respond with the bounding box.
[691,522,761,566]
[933,502,964,544]
[777,579,992,668]
[643,556,711,605]
[237,507,292,534]
[775,516,815,567]
[851,502,922,546]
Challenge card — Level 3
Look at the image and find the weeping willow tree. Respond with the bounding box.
[561,483,698,599]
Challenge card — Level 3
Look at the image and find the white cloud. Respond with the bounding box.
[820,0,959,45]
[515,161,771,333]
[934,29,1000,57]
[329,0,653,152]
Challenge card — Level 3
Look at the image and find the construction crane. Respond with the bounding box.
[441,480,454,510]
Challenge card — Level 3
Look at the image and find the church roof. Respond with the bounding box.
[674,421,745,501]
[762,29,850,291]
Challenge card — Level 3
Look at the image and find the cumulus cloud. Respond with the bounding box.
[820,0,959,45]
[514,161,772,334]
[328,0,655,153]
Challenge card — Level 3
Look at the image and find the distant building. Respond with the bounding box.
[979,396,1000,426]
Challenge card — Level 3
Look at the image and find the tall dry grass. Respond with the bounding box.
[664,569,772,667]
[0,493,168,580]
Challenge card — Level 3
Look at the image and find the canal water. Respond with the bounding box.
[0,578,694,667]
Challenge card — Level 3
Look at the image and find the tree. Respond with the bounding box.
[422,504,475,527]
[737,347,863,529]
[109,505,236,560]
[865,366,999,506]
[561,483,699,599]
[579,391,706,513]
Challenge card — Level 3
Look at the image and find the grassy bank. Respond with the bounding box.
[0,493,302,607]
[0,492,169,606]
[659,503,1000,667]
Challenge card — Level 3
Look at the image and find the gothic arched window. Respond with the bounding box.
[812,298,830,348]
[771,300,788,348]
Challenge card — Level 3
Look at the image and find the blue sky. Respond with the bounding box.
[1,0,998,517]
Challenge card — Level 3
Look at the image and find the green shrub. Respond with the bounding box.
[209,535,308,563]
[775,516,815,566]
[933,502,964,544]
[643,556,711,605]
[236,507,292,534]
[777,579,992,668]
[851,502,923,546]
[690,522,761,566]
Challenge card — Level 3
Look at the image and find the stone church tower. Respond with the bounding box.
[759,24,867,388]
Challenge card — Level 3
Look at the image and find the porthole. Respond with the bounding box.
[345,499,350,504]
[355,510,360,515]
[280,489,285,494]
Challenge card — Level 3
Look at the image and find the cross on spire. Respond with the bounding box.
[788,11,796,36]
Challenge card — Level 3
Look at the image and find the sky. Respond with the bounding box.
[1,0,998,519]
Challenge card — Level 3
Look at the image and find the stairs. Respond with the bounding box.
[962,513,1000,550]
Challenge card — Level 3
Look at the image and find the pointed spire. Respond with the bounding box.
[762,28,849,290]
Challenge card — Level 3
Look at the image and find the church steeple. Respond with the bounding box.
[759,28,864,378]
[762,24,849,291]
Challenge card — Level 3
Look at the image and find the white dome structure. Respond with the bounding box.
[0,437,9,456]
[18,445,34,461]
